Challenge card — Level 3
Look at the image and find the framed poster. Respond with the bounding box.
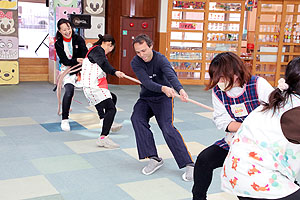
[0,61,18,84]
[83,0,105,16]
[0,36,18,60]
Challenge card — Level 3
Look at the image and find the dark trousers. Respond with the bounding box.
[95,96,117,136]
[238,188,300,200]
[192,144,228,200]
[130,95,193,169]
[96,92,117,119]
[62,83,74,120]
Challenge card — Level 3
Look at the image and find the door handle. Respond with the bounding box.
[123,49,126,57]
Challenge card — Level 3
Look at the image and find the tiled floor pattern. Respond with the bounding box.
[0,82,246,200]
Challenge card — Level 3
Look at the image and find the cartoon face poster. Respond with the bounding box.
[0,36,18,59]
[53,0,77,8]
[83,0,105,16]
[0,9,18,37]
[0,61,19,84]
[84,16,104,39]
[0,0,17,10]
[56,6,80,22]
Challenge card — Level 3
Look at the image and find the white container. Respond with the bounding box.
[260,46,285,62]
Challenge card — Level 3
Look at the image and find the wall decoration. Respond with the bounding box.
[48,36,56,61]
[54,0,77,8]
[173,1,205,9]
[0,10,18,37]
[56,6,80,21]
[0,61,18,84]
[84,16,104,38]
[0,0,17,10]
[83,0,105,16]
[0,36,18,59]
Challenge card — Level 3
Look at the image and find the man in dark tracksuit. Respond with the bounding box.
[130,34,194,181]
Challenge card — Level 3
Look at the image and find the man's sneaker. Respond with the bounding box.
[142,158,164,175]
[182,165,194,182]
[111,122,122,132]
[61,119,70,131]
[96,136,120,149]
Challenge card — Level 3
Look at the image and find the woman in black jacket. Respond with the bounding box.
[55,18,88,131]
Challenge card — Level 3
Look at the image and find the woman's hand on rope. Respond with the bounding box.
[76,58,84,64]
[115,71,125,78]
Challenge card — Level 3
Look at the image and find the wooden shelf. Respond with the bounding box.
[252,0,300,86]
[167,0,245,84]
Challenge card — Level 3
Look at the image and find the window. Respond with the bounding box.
[18,2,49,58]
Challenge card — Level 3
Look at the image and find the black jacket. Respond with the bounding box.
[55,34,88,74]
[87,45,117,76]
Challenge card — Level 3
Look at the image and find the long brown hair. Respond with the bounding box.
[262,57,300,113]
[206,52,251,90]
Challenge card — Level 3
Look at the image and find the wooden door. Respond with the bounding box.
[120,17,155,84]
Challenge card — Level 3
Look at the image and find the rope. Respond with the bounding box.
[123,75,214,111]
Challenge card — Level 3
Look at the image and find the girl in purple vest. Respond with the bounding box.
[192,52,274,200]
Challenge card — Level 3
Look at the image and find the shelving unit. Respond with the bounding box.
[253,0,300,86]
[167,0,245,85]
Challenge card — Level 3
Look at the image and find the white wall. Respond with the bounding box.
[159,0,168,32]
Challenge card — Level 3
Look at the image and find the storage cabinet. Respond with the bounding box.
[167,0,246,85]
[252,0,300,86]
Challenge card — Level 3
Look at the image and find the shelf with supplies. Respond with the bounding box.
[167,0,246,85]
[253,0,300,86]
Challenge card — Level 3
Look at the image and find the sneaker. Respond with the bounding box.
[61,119,70,131]
[111,122,122,132]
[142,158,164,175]
[96,136,120,149]
[99,119,122,132]
[182,165,194,182]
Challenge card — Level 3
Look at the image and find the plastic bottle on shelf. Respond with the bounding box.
[274,35,278,43]
[296,33,300,44]
[222,34,226,41]
[287,34,291,43]
[270,35,274,42]
[263,25,267,32]
[262,35,266,42]
[265,35,270,42]
[284,34,288,43]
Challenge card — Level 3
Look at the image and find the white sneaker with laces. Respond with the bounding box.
[111,122,122,132]
[96,136,120,149]
[99,119,122,132]
[61,119,70,131]
[182,165,194,182]
[142,158,164,175]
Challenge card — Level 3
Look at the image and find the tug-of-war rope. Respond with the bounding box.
[123,75,214,111]
[55,64,81,115]
[55,71,214,115]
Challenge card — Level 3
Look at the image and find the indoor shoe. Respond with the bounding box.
[111,122,123,132]
[142,158,164,175]
[96,136,120,149]
[182,165,194,182]
[61,119,70,131]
